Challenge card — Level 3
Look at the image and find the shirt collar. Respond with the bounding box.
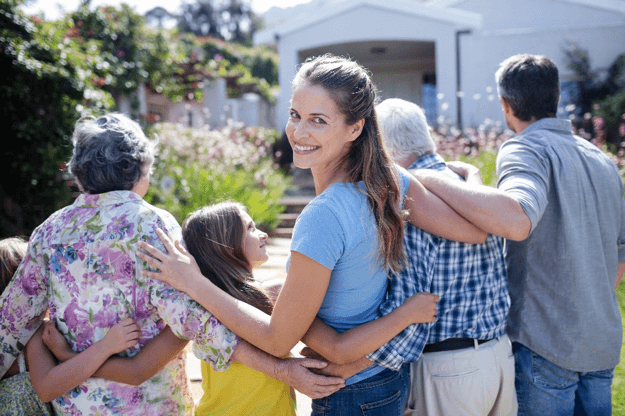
[408,153,447,171]
[73,190,143,208]
[520,117,573,136]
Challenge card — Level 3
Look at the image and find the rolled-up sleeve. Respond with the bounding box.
[497,140,550,234]
[368,226,438,371]
[0,229,48,378]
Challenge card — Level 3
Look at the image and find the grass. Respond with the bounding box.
[613,282,625,412]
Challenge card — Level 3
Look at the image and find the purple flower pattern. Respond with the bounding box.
[0,191,239,415]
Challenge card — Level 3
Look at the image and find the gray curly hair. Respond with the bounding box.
[68,113,157,194]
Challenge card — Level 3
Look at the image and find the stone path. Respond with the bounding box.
[186,237,313,415]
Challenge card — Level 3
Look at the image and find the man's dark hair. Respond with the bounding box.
[496,54,560,122]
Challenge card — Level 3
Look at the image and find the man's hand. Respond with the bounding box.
[446,161,483,185]
[299,347,373,380]
[275,357,345,399]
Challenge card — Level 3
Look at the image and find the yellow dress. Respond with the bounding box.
[195,360,297,416]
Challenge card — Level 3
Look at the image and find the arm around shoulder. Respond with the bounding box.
[412,169,531,241]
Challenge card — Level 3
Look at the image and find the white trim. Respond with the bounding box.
[426,0,625,14]
[255,0,481,44]
[425,0,463,8]
[555,0,625,14]
[479,20,625,36]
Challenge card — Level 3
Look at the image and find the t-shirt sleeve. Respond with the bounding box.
[395,165,411,200]
[496,140,550,234]
[291,202,344,270]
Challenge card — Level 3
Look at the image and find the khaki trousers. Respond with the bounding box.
[404,334,518,416]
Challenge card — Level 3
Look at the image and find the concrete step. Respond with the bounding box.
[280,196,314,214]
[277,212,299,228]
[271,227,295,239]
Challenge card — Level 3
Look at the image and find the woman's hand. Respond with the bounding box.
[136,228,203,294]
[101,318,141,355]
[42,321,75,362]
[404,292,439,324]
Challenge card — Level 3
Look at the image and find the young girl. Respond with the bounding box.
[0,237,141,415]
[170,201,438,416]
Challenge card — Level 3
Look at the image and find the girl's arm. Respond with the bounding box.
[404,174,488,244]
[26,319,140,402]
[43,324,189,386]
[138,231,332,358]
[301,292,439,364]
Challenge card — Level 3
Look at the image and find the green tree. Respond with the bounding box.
[177,0,257,44]
[0,0,113,236]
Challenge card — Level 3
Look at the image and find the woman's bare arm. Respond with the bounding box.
[137,231,332,358]
[403,174,488,244]
[302,292,438,364]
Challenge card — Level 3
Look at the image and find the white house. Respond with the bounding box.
[255,0,625,129]
[118,77,275,129]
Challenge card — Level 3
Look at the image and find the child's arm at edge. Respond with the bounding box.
[301,292,438,364]
[44,324,189,386]
[26,319,140,402]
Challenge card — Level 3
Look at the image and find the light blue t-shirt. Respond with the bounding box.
[288,166,411,385]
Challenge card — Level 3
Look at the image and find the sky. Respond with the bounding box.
[20,0,310,19]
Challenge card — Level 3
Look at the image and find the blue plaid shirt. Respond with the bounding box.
[367,153,510,371]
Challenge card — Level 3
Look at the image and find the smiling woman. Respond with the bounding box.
[136,54,488,416]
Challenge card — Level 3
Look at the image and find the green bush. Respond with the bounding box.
[0,0,114,237]
[145,123,290,230]
[592,91,625,148]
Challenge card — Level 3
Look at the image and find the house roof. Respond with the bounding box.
[425,0,625,14]
[254,0,481,44]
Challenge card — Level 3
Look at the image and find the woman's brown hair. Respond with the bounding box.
[0,237,28,295]
[293,55,406,274]
[182,202,273,314]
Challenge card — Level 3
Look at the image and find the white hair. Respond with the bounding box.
[376,98,436,162]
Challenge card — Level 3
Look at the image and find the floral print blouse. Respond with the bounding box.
[0,191,240,415]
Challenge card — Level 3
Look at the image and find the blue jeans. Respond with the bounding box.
[513,343,614,416]
[311,364,410,416]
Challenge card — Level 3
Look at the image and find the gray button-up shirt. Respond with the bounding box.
[498,117,625,372]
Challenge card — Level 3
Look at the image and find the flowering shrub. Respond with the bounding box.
[432,120,513,186]
[145,122,290,230]
[432,119,625,185]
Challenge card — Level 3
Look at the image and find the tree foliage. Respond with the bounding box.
[564,42,625,146]
[1,0,280,237]
[0,0,101,237]
[177,0,258,44]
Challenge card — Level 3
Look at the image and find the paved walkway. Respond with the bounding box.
[186,238,314,415]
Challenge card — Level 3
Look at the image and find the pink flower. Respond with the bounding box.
[107,383,144,411]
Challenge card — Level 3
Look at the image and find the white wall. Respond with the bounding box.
[447,0,625,126]
[276,4,463,129]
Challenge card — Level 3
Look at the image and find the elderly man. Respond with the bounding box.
[414,54,625,415]
[364,98,516,415]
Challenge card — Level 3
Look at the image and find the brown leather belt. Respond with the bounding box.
[423,338,493,353]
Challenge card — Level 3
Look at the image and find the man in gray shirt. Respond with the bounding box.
[414,54,625,415]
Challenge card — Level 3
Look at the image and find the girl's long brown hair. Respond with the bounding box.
[0,237,27,295]
[293,55,406,274]
[182,202,273,314]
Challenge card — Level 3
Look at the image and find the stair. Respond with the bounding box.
[271,168,316,239]
[271,196,314,239]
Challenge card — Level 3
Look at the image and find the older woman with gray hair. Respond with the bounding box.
[0,113,341,415]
